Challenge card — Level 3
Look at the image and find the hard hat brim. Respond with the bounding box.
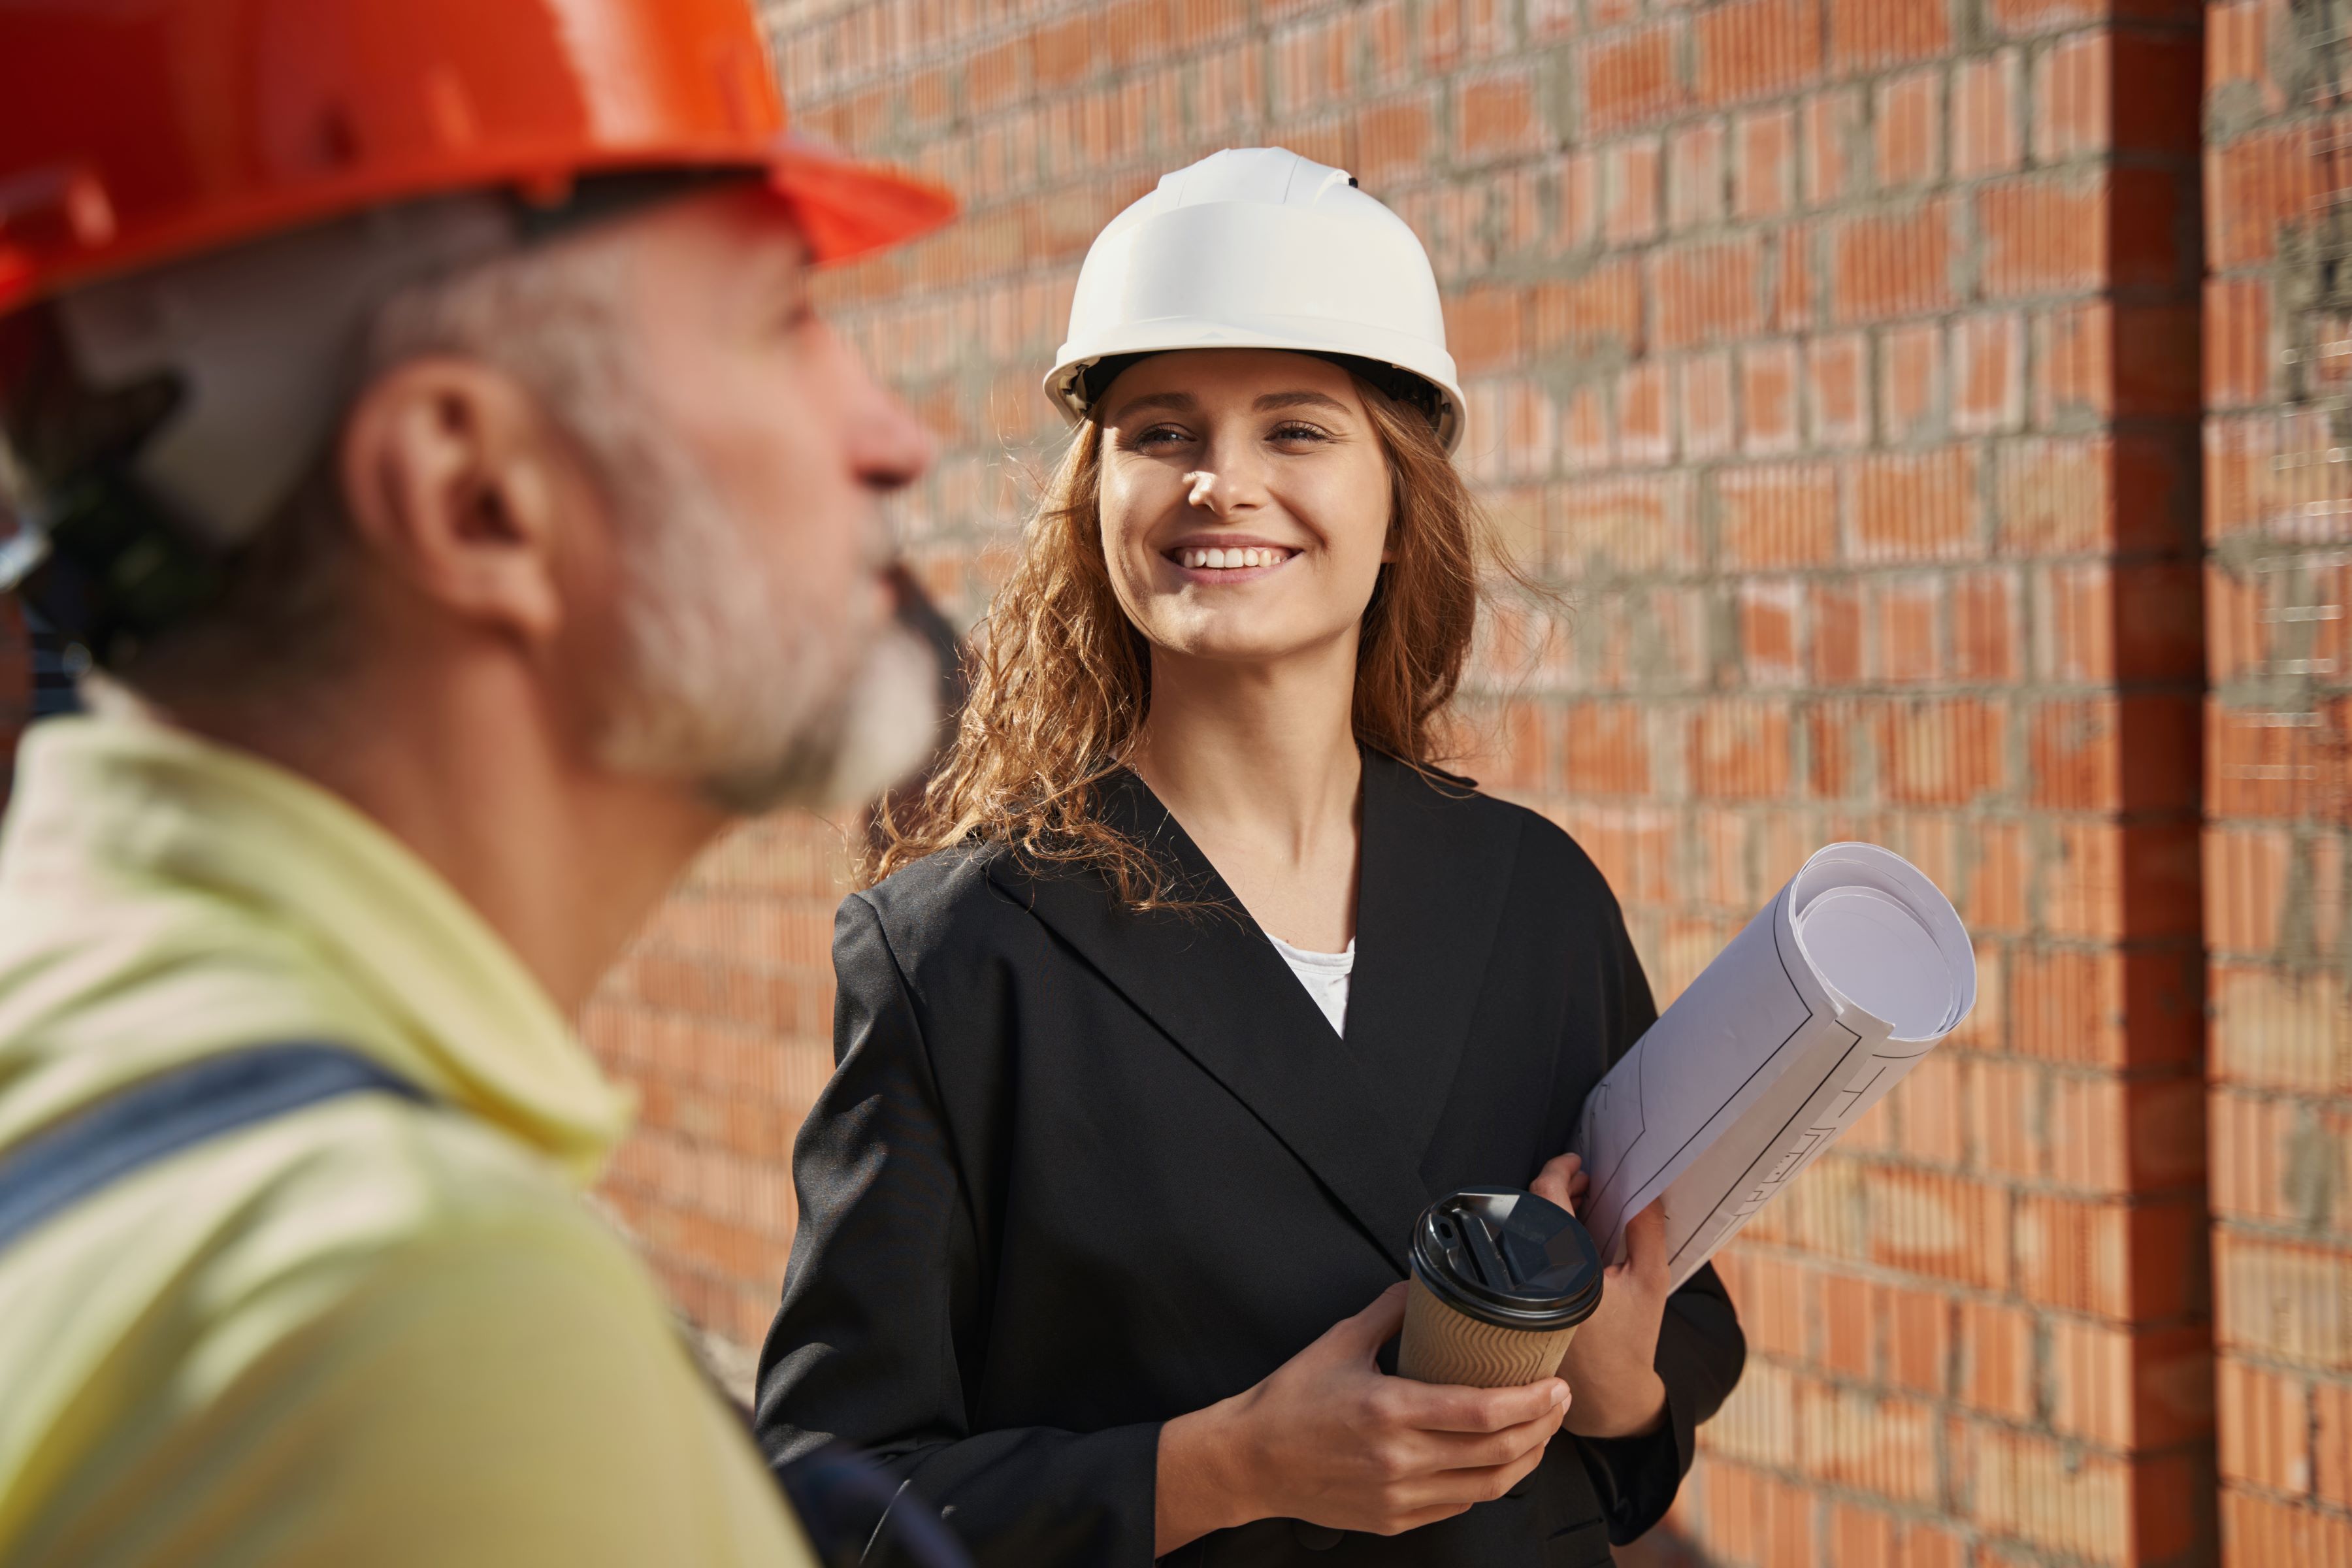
[765,139,958,264]
[0,139,955,317]
[1047,321,1465,453]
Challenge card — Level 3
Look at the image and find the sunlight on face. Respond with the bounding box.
[1096,348,1394,670]
[591,188,939,813]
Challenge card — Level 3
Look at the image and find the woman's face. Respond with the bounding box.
[1096,349,1393,668]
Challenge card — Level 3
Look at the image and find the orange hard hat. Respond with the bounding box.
[0,0,956,316]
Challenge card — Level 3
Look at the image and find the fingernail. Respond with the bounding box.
[1551,1382,1569,1405]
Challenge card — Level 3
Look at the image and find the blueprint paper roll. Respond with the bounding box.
[1571,843,1976,1290]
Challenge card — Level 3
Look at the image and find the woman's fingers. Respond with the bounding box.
[1530,1151,1581,1208]
[1324,1281,1411,1361]
[1375,1425,1561,1529]
[1387,1375,1567,1434]
[1415,1398,1569,1472]
[1622,1199,1670,1290]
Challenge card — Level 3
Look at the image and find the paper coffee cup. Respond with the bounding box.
[1395,1187,1604,1388]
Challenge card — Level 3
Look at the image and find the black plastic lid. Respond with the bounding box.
[1409,1187,1605,1331]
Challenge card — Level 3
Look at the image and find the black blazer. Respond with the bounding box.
[755,753,1744,1567]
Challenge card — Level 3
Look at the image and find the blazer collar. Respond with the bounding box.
[985,752,1524,1271]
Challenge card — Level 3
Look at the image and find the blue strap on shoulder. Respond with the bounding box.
[0,1042,428,1256]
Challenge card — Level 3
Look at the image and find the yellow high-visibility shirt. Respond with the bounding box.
[0,714,817,1567]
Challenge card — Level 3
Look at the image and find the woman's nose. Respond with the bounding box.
[1181,453,1267,514]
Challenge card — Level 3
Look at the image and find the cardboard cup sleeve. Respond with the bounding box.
[1394,1188,1603,1391]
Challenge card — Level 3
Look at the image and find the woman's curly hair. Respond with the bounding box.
[863,370,1527,907]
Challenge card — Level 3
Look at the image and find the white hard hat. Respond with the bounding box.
[1045,148,1466,451]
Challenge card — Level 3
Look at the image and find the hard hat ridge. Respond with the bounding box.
[1046,147,1466,451]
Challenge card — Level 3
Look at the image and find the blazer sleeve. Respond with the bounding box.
[753,893,1163,1568]
[1563,894,1748,1545]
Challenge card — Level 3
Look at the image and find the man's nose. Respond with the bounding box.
[839,347,936,494]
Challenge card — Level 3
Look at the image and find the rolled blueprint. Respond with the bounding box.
[1571,843,1976,1291]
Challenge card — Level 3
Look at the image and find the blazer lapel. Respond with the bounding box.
[1345,753,1526,1177]
[987,772,1437,1270]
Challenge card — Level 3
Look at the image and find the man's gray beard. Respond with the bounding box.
[589,425,938,815]
[692,621,939,815]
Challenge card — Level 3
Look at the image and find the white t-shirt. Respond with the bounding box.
[1269,933,1354,1037]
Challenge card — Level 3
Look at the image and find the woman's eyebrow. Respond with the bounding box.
[1253,391,1352,415]
[1107,390,1197,423]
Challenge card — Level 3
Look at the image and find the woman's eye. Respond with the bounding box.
[1269,421,1331,444]
[1132,425,1193,450]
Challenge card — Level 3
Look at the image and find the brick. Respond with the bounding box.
[1445,286,1526,374]
[1740,340,1801,456]
[1669,120,1727,230]
[1765,221,1815,331]
[2222,1486,2352,1563]
[1980,174,2104,298]
[1875,696,2006,803]
[2219,1357,2313,1494]
[2216,1231,2352,1370]
[1807,331,1870,447]
[1952,312,2025,435]
[1456,67,1544,163]
[1694,0,1822,106]
[2319,1376,2352,1508]
[1582,22,1688,135]
[1739,578,1805,686]
[1812,581,1863,683]
[1681,350,1737,458]
[1952,50,2023,177]
[1829,0,1950,69]
[1720,461,1840,568]
[1617,363,1671,465]
[1554,473,1701,578]
[1874,68,1942,188]
[1691,697,1794,798]
[2017,1192,2207,1319]
[1346,91,1428,186]
[1802,87,1865,207]
[2030,29,2110,163]
[1561,384,1611,472]
[1878,321,1944,443]
[1795,1379,1938,1502]
[1655,238,1763,349]
[1563,703,1651,794]
[1733,107,1797,220]
[2210,964,2352,1093]
[1829,198,1955,321]
[1951,568,2017,680]
[2206,275,2276,410]
[2211,127,2315,270]
[1532,261,1646,363]
[1870,575,1942,683]
[1603,137,1664,245]
[966,37,1032,112]
[1868,1168,2009,1290]
[1698,1454,1820,1565]
[1854,447,1976,561]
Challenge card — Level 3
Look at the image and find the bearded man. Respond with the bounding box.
[0,3,958,1563]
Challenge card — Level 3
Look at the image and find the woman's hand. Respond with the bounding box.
[1533,1152,1671,1439]
[1154,1282,1571,1555]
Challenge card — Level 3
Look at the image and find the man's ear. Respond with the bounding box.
[338,358,578,647]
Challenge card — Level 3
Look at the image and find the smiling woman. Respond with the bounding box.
[868,341,1490,911]
[755,148,1745,1568]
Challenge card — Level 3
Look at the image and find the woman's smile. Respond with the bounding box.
[1163,532,1303,583]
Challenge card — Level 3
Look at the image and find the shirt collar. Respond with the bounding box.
[0,713,633,1181]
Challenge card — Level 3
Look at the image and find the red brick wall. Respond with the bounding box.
[2202,0,2352,1558]
[574,0,2239,1562]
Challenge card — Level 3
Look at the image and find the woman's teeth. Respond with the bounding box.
[1177,546,1288,570]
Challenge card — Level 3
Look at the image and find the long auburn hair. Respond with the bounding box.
[865,370,1526,907]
